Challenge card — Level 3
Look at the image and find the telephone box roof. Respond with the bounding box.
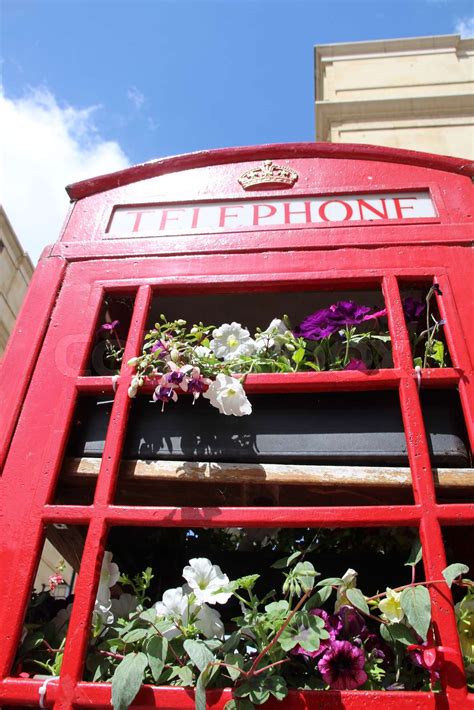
[66,142,474,201]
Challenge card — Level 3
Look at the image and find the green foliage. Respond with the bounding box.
[400,586,431,642]
[405,539,423,568]
[346,588,370,616]
[442,563,470,588]
[111,652,148,710]
[20,539,474,709]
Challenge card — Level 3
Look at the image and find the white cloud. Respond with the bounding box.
[0,87,130,263]
[127,86,145,111]
[455,16,474,37]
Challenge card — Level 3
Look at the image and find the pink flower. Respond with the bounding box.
[344,358,368,372]
[48,573,65,592]
[318,640,368,690]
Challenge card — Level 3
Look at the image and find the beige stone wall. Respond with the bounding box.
[0,206,34,354]
[315,34,474,159]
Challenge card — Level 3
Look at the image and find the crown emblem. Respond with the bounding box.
[238,160,298,190]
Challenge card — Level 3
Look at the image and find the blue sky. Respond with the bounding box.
[1,0,473,260]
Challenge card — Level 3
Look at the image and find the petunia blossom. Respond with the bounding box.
[203,374,252,416]
[154,585,224,639]
[295,301,386,341]
[344,358,368,371]
[255,318,288,354]
[403,297,425,322]
[96,551,120,607]
[209,322,256,360]
[111,593,138,620]
[182,557,232,605]
[337,605,367,640]
[318,640,368,690]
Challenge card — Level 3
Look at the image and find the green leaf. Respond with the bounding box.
[177,665,194,686]
[146,635,168,683]
[429,340,445,366]
[405,539,423,568]
[400,586,431,641]
[292,348,305,365]
[413,357,423,368]
[267,675,288,701]
[183,639,215,672]
[122,627,148,644]
[278,612,328,652]
[195,669,207,710]
[293,561,318,592]
[346,588,369,616]
[139,607,157,623]
[316,577,344,587]
[224,699,255,710]
[304,585,332,610]
[111,652,147,710]
[380,622,418,646]
[271,552,301,569]
[264,600,289,618]
[442,563,470,588]
[224,653,245,681]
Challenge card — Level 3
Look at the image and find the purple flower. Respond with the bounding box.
[294,301,386,341]
[403,297,425,322]
[151,340,169,358]
[292,609,342,659]
[166,370,186,385]
[363,633,393,668]
[317,640,368,690]
[344,358,368,371]
[99,319,119,333]
[153,385,178,405]
[337,606,367,640]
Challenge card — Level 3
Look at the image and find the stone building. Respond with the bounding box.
[314,34,474,159]
[0,206,34,354]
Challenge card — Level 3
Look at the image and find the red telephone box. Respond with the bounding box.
[1,143,473,709]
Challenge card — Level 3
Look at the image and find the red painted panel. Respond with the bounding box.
[1,144,472,709]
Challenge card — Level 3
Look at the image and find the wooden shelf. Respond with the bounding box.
[64,457,474,489]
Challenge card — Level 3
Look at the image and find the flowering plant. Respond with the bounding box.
[17,547,473,709]
[126,290,447,416]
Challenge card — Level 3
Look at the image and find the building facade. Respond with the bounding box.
[314,34,474,159]
[0,206,34,354]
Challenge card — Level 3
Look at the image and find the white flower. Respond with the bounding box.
[111,593,138,620]
[93,599,114,629]
[154,585,224,639]
[379,588,404,623]
[194,345,211,358]
[335,568,358,612]
[255,318,288,354]
[209,322,256,361]
[182,557,232,605]
[195,603,224,639]
[203,374,252,416]
[96,551,120,606]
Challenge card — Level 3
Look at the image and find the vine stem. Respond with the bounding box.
[98,649,125,661]
[365,578,446,602]
[247,588,312,678]
[148,620,186,667]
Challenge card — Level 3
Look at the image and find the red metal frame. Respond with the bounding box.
[1,143,473,709]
